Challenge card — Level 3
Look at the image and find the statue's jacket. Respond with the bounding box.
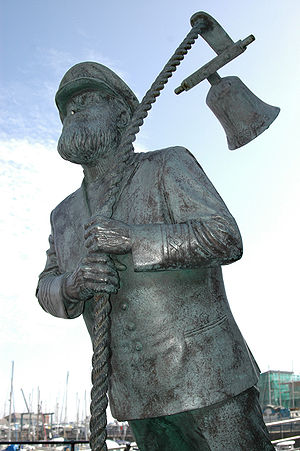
[37,146,259,420]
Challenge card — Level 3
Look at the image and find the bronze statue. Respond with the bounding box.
[36,61,275,450]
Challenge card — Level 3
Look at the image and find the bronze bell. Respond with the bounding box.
[206,75,280,150]
[174,12,280,150]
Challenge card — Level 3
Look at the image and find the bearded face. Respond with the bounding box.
[57,92,122,166]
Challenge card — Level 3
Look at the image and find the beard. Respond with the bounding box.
[57,118,120,166]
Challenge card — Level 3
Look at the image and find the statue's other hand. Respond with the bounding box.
[84,215,132,255]
[64,254,119,301]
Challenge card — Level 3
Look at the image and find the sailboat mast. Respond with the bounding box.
[64,372,69,424]
[21,388,32,440]
[76,393,79,441]
[37,387,40,440]
[8,361,14,442]
[84,390,88,440]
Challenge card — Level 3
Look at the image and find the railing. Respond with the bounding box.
[266,418,300,427]
[0,441,89,451]
[0,441,130,451]
[266,418,300,446]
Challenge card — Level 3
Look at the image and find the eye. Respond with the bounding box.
[71,110,75,115]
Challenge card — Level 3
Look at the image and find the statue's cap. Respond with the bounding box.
[55,61,139,121]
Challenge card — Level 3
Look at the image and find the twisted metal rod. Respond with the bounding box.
[120,24,202,168]
[89,23,202,451]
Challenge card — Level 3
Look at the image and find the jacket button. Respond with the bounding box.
[121,303,128,311]
[135,342,142,351]
[127,322,135,331]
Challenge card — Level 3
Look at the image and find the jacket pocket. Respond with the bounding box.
[183,314,227,338]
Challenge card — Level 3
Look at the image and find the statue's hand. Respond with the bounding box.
[64,254,119,301]
[84,215,132,255]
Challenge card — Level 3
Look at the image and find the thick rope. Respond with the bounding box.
[89,24,201,451]
[90,293,110,451]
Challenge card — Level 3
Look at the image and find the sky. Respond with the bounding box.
[0,0,299,425]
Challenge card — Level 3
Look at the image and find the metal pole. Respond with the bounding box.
[292,378,295,409]
[279,372,282,408]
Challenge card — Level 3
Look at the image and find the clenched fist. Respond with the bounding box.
[63,254,119,301]
[84,214,132,255]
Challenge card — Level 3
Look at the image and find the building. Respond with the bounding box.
[288,381,300,410]
[258,370,300,409]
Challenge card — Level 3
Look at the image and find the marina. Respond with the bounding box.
[0,417,137,450]
[3,365,300,449]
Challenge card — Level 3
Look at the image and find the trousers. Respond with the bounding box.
[129,387,275,451]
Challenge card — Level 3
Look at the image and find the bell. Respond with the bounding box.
[206,75,280,150]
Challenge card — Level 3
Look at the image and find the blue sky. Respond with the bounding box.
[1,0,299,423]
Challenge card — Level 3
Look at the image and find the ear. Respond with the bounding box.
[113,97,131,129]
[118,109,131,129]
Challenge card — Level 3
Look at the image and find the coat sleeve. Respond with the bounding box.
[36,212,85,319]
[131,147,243,271]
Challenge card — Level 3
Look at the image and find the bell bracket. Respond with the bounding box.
[175,12,255,95]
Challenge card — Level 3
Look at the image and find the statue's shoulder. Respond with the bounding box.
[136,145,194,165]
[134,146,204,182]
[51,186,83,220]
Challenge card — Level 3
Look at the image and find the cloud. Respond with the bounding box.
[37,48,80,77]
[0,80,60,142]
[0,137,91,419]
[35,46,129,83]
[0,44,142,144]
[0,137,83,331]
[1,136,146,420]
